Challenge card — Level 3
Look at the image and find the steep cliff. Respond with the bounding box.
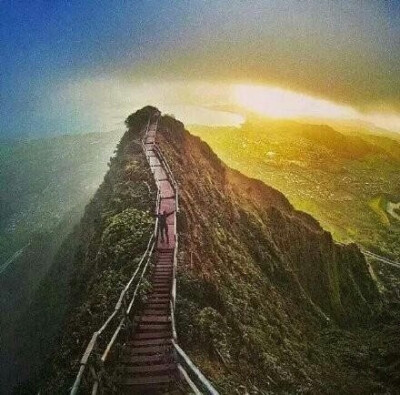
[9,107,157,394]
[155,115,396,393]
[11,107,397,394]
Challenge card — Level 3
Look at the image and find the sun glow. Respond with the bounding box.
[234,84,358,120]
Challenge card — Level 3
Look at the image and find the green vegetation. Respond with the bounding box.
[159,114,399,393]
[3,107,157,393]
[0,131,122,391]
[190,118,400,260]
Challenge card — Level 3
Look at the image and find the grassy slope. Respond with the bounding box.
[157,115,399,393]
[7,108,156,394]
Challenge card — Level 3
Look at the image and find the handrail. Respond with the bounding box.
[152,119,217,394]
[71,112,218,394]
[152,117,217,393]
[70,115,160,395]
[70,235,155,395]
[153,144,179,212]
[173,340,219,395]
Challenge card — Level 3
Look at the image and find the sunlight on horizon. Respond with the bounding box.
[234,84,358,120]
[52,77,400,135]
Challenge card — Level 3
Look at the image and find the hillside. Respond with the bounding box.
[1,117,151,393]
[0,131,121,391]
[190,118,400,262]
[7,107,399,394]
[157,114,398,393]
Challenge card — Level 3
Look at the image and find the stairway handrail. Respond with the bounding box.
[70,235,155,395]
[72,113,218,395]
[153,144,179,212]
[150,117,218,394]
[70,115,161,395]
[173,340,219,395]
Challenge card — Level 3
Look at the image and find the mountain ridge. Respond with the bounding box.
[5,107,399,394]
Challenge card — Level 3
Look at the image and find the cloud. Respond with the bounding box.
[118,0,400,112]
[53,77,400,134]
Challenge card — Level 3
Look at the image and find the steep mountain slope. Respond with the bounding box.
[156,115,398,393]
[8,107,398,394]
[3,108,155,394]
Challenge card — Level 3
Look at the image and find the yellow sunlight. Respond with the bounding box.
[234,84,358,120]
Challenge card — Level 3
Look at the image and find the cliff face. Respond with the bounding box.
[158,116,379,321]
[9,107,157,394]
[156,115,385,393]
[11,107,395,394]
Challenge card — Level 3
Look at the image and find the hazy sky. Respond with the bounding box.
[1,1,399,139]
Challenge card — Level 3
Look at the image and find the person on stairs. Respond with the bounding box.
[155,210,174,244]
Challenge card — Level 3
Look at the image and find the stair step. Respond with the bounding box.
[149,290,170,294]
[148,291,170,295]
[138,324,171,332]
[147,300,169,305]
[125,345,171,355]
[147,294,170,299]
[147,295,169,299]
[119,363,176,375]
[135,315,170,323]
[143,309,169,316]
[120,354,171,364]
[150,290,170,295]
[130,338,172,347]
[153,272,172,276]
[134,331,171,339]
[145,303,170,309]
[120,374,175,386]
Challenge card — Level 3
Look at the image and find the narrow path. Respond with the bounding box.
[117,113,180,393]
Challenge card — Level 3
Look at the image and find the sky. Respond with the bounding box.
[1,0,399,139]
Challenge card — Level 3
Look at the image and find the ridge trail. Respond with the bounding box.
[117,112,179,393]
[70,110,218,395]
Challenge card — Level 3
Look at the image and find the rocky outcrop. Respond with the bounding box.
[156,113,382,393]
